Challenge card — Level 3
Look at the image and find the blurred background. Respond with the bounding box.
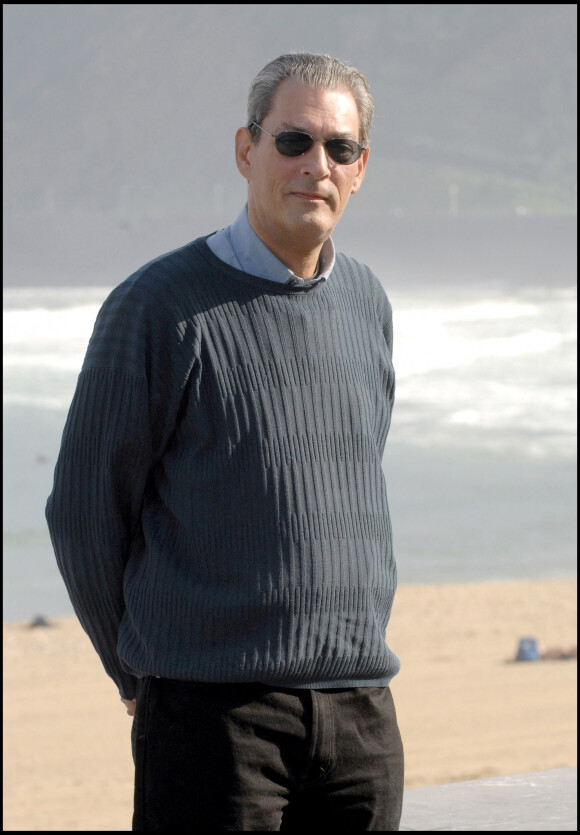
[3,4,577,621]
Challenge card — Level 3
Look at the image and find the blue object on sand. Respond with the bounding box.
[516,636,540,661]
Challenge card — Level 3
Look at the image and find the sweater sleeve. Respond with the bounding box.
[370,268,395,404]
[45,276,199,699]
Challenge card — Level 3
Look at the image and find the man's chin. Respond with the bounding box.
[286,206,336,239]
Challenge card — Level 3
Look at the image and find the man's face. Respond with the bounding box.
[236,80,369,262]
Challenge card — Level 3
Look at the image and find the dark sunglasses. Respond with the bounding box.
[250,122,367,165]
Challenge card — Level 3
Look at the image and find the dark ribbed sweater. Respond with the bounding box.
[46,236,399,700]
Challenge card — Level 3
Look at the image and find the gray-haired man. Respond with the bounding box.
[47,53,404,830]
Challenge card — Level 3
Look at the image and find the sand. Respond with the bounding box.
[3,577,577,832]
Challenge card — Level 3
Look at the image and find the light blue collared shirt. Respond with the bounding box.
[207,205,335,287]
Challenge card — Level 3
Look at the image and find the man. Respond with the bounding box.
[46,52,403,831]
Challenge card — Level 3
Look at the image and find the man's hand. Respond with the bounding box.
[121,697,136,716]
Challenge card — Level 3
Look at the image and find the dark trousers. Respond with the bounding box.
[132,678,404,831]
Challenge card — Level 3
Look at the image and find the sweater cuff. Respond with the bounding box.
[117,672,139,701]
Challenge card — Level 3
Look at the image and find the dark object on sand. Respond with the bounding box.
[540,645,577,660]
[28,615,52,628]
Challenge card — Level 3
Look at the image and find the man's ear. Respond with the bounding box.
[350,146,370,195]
[235,127,254,181]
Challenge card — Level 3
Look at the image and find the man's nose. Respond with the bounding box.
[299,140,331,177]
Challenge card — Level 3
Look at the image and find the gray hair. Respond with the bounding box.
[247,53,374,146]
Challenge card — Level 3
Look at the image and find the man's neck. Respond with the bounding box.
[253,234,323,279]
[247,208,327,279]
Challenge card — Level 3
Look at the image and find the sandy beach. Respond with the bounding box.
[3,577,576,832]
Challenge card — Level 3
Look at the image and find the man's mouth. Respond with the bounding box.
[292,192,327,201]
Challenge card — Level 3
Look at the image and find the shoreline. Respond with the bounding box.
[3,572,577,629]
[4,576,577,831]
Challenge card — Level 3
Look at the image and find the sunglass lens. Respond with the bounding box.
[276,132,313,157]
[326,139,360,164]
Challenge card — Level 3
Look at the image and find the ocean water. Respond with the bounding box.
[3,275,577,623]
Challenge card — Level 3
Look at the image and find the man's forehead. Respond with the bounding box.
[268,81,360,132]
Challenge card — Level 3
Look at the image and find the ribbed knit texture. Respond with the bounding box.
[46,237,398,700]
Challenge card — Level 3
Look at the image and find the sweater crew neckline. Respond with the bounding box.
[196,235,331,296]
